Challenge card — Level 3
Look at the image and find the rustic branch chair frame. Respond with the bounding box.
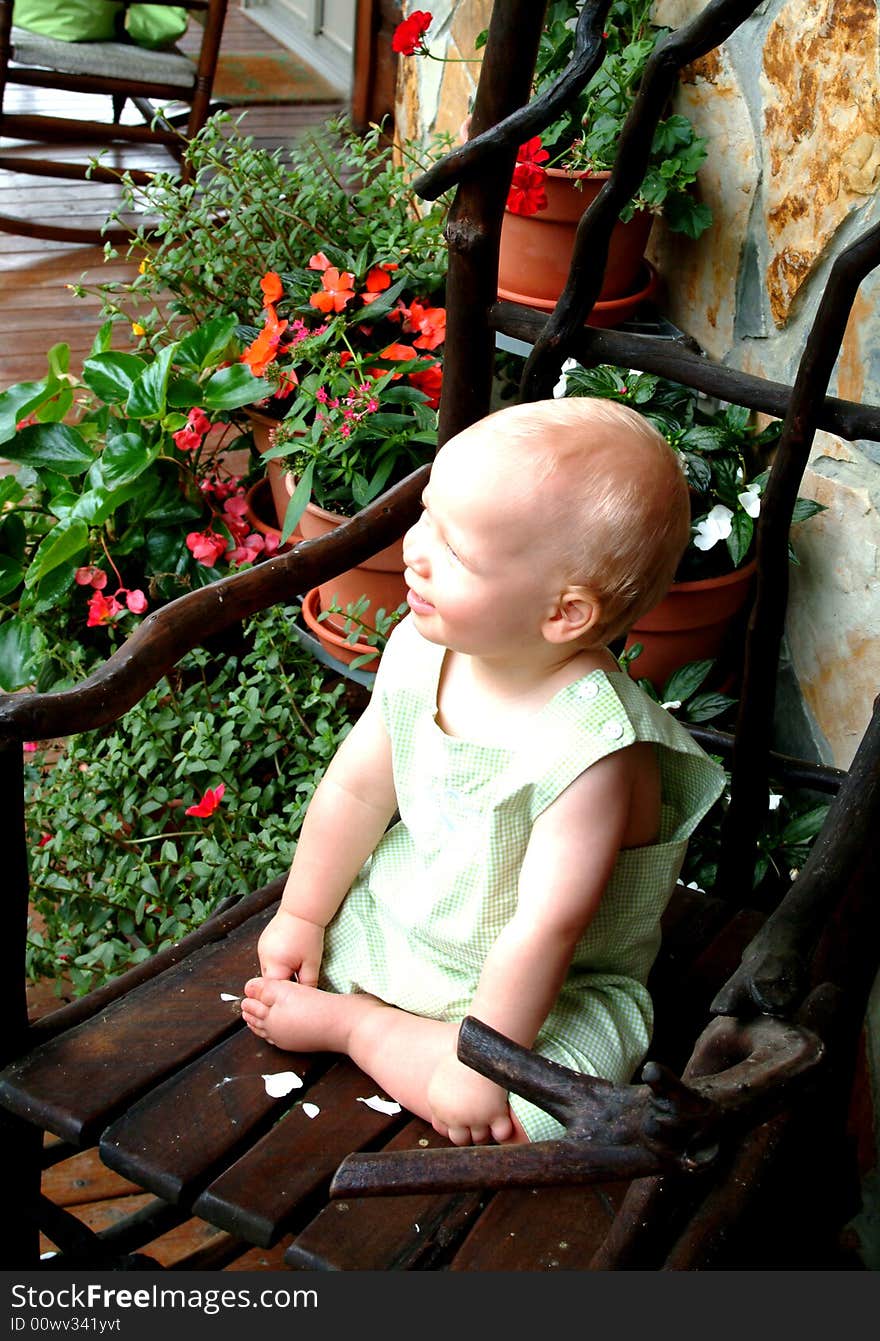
[0,0,878,1270]
[0,0,229,244]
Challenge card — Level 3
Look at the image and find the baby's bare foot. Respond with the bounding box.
[241,977,372,1053]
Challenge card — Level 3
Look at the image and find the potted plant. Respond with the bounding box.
[556,361,824,687]
[88,112,451,636]
[0,318,294,694]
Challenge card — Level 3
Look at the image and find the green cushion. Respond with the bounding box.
[12,0,123,43]
[12,1,189,49]
[125,5,189,50]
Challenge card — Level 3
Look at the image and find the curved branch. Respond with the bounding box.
[0,467,426,743]
[414,0,613,201]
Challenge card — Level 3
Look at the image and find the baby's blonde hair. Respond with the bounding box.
[477,396,691,643]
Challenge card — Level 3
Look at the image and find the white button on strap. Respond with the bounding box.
[577,680,600,700]
[602,719,624,740]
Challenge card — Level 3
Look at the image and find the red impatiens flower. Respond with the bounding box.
[309,267,356,314]
[516,136,550,166]
[186,529,228,567]
[260,271,283,305]
[308,251,331,271]
[185,782,226,818]
[185,783,226,818]
[361,262,399,305]
[404,300,446,350]
[241,312,288,377]
[392,9,432,55]
[506,160,548,216]
[375,343,417,380]
[86,591,123,627]
[409,362,443,409]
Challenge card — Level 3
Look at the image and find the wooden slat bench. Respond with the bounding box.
[2,0,880,1271]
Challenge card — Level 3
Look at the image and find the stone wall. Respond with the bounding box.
[396,0,880,771]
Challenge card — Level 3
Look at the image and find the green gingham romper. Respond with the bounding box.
[319,617,726,1141]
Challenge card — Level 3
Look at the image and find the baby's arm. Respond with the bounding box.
[428,744,650,1143]
[258,692,398,983]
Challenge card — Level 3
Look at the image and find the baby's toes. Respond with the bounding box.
[241,997,267,1022]
[243,976,264,999]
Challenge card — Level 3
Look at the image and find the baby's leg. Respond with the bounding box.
[242,977,527,1143]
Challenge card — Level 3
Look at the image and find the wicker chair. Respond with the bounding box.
[0,0,228,242]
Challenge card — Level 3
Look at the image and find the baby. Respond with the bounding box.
[242,397,725,1146]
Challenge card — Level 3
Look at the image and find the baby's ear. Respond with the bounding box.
[542,586,602,644]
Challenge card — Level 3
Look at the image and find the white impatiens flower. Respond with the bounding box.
[693,504,734,551]
[553,357,578,398]
[768,791,783,811]
[738,487,761,518]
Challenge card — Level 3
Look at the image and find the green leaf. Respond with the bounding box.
[0,379,56,446]
[0,554,24,599]
[99,431,158,489]
[791,497,826,523]
[82,352,147,403]
[726,509,754,569]
[202,364,272,411]
[126,344,177,419]
[89,321,115,356]
[685,691,737,723]
[781,805,830,846]
[176,315,238,371]
[0,616,47,691]
[280,461,313,543]
[1,423,94,475]
[663,659,713,703]
[24,520,90,588]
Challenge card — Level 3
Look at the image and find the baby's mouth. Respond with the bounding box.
[406,587,435,615]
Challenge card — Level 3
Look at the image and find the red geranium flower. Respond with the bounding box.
[506,161,547,216]
[516,136,550,166]
[185,783,225,818]
[392,10,432,55]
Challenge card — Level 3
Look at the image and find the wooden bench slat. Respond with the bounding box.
[100,1028,328,1205]
[0,907,272,1145]
[191,1059,406,1248]
[286,1118,485,1270]
[448,1182,624,1271]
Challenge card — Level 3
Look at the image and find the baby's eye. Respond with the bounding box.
[446,543,462,565]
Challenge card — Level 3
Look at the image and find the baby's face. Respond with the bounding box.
[401,428,567,656]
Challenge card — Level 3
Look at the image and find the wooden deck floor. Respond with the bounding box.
[4,4,345,1270]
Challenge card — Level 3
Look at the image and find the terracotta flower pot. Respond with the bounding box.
[301,587,380,672]
[243,477,296,551]
[624,559,758,690]
[498,168,655,319]
[286,474,408,636]
[246,408,297,534]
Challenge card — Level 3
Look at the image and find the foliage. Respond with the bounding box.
[94,114,451,337]
[557,361,825,580]
[239,258,444,535]
[317,595,408,670]
[482,0,712,237]
[0,320,275,692]
[25,604,357,995]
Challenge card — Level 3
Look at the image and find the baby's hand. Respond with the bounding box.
[427,1052,514,1146]
[257,908,324,985]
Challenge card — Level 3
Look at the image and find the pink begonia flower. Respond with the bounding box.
[185,783,225,817]
[187,407,212,437]
[125,589,148,614]
[173,425,202,453]
[23,741,37,752]
[186,530,228,567]
[75,565,107,589]
[86,591,122,627]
